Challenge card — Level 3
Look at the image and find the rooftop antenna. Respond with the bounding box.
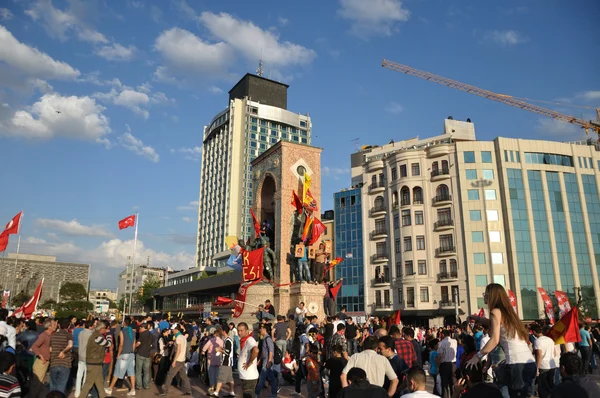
[256,50,263,77]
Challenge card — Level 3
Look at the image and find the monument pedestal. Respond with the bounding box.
[236,282,274,327]
[290,283,326,320]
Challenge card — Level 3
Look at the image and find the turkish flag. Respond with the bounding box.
[118,214,136,230]
[2,212,22,236]
[507,289,518,314]
[0,233,8,252]
[214,296,234,306]
[537,287,555,324]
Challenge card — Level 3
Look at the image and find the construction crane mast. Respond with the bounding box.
[382,59,600,138]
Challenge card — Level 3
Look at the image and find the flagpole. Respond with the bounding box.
[127,212,139,315]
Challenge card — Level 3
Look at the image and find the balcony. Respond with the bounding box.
[431,168,450,181]
[374,302,393,310]
[370,228,388,240]
[370,205,387,217]
[432,194,452,206]
[434,219,455,231]
[438,272,459,282]
[372,253,389,263]
[401,199,411,207]
[435,246,456,257]
[439,300,456,308]
[366,159,384,172]
[369,181,385,194]
[372,277,391,287]
[426,145,450,158]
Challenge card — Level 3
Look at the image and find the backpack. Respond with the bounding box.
[273,342,283,365]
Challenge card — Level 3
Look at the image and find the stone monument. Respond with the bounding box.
[241,141,326,320]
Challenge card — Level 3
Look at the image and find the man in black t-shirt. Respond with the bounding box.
[134,323,152,389]
[345,318,359,356]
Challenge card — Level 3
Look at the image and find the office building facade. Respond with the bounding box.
[196,74,312,270]
[116,264,165,304]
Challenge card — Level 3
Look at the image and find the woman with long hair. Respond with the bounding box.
[154,327,172,387]
[465,283,536,397]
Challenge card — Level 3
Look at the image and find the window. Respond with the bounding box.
[415,211,424,225]
[470,210,481,221]
[374,196,384,209]
[300,120,307,127]
[401,186,411,206]
[438,208,452,223]
[420,287,429,302]
[375,219,385,232]
[466,170,477,180]
[411,163,420,176]
[400,165,407,177]
[392,191,398,207]
[395,238,401,253]
[441,286,449,302]
[468,190,479,200]
[474,253,486,264]
[481,151,492,163]
[477,298,485,309]
[406,287,415,307]
[396,262,402,278]
[450,259,457,275]
[416,236,425,250]
[376,242,387,256]
[402,210,411,226]
[483,169,494,180]
[436,184,450,199]
[384,290,390,306]
[393,214,400,229]
[464,151,475,163]
[489,231,501,242]
[485,189,496,200]
[391,167,397,181]
[487,210,499,221]
[524,152,573,167]
[493,275,506,286]
[404,237,412,252]
[413,187,423,204]
[492,252,503,264]
[440,260,447,274]
[397,288,403,303]
[439,234,454,250]
[475,275,488,287]
[418,260,427,275]
[472,231,484,242]
[405,261,414,275]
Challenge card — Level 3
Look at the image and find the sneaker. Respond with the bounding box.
[127,390,136,396]
[104,388,112,395]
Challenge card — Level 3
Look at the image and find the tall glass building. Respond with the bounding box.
[334,188,364,313]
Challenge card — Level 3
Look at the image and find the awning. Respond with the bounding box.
[153,270,242,297]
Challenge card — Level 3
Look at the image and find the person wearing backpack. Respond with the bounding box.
[255,323,278,397]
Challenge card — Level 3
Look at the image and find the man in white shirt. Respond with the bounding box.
[237,322,259,398]
[437,329,457,398]
[402,366,438,398]
[0,309,16,349]
[341,336,398,397]
[532,325,558,398]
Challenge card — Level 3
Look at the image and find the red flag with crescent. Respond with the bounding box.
[0,234,8,253]
[537,287,555,324]
[554,291,571,318]
[118,214,136,230]
[507,289,518,314]
[2,212,22,236]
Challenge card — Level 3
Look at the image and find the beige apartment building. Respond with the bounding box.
[352,118,600,325]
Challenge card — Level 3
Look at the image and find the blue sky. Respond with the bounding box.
[0,0,598,288]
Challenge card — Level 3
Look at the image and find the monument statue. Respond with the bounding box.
[262,242,277,280]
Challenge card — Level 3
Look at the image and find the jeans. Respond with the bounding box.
[347,339,358,356]
[537,368,556,398]
[161,361,191,394]
[50,366,71,394]
[294,362,306,393]
[75,360,87,397]
[580,346,592,373]
[80,365,105,398]
[298,260,311,282]
[496,362,536,398]
[439,362,455,398]
[314,262,325,283]
[135,355,151,389]
[255,367,278,396]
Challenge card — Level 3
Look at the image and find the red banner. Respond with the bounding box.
[242,247,264,282]
[507,289,518,314]
[13,279,44,319]
[537,287,555,324]
[233,280,260,318]
[214,296,233,306]
[554,291,571,318]
[547,307,581,344]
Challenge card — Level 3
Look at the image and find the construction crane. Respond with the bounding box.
[382,59,600,138]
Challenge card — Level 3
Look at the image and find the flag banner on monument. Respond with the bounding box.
[0,233,8,252]
[303,173,311,202]
[291,190,303,215]
[242,247,264,282]
[13,278,44,319]
[546,306,581,344]
[234,281,257,318]
[214,296,234,306]
[537,287,556,324]
[250,208,261,238]
[507,289,518,314]
[324,257,344,274]
[301,216,313,242]
[304,189,318,212]
[2,212,22,236]
[118,214,136,230]
[554,291,572,318]
[309,218,326,245]
[226,254,243,272]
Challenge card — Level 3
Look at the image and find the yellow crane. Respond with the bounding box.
[382,59,600,138]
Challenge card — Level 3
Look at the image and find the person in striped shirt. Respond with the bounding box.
[211,325,235,397]
[0,352,21,398]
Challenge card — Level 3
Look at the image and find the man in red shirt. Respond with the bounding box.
[30,319,56,397]
[389,326,416,368]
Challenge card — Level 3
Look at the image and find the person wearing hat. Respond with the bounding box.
[158,324,192,396]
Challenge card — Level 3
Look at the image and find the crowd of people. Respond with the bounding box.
[0,283,600,398]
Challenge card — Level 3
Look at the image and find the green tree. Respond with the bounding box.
[137,276,162,306]
[41,298,57,308]
[108,299,118,309]
[59,282,88,302]
[12,291,29,307]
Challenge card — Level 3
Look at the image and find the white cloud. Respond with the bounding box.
[24,237,47,245]
[536,118,583,140]
[322,167,350,176]
[177,201,199,211]
[0,25,80,80]
[150,5,163,23]
[117,127,159,162]
[6,93,110,140]
[338,0,410,39]
[577,91,600,101]
[94,86,171,119]
[35,218,114,238]
[385,101,404,114]
[209,86,223,94]
[278,17,289,26]
[95,43,137,61]
[182,217,193,223]
[484,30,528,46]
[173,146,202,161]
[199,12,316,68]
[0,8,13,20]
[174,0,197,19]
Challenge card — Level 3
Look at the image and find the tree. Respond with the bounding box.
[41,298,57,308]
[108,299,118,309]
[59,282,88,302]
[12,291,29,307]
[137,276,162,307]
